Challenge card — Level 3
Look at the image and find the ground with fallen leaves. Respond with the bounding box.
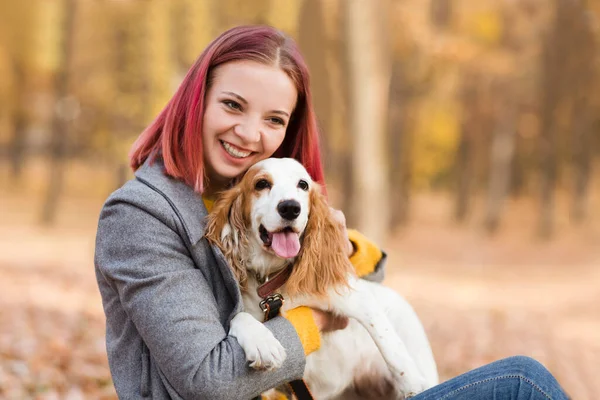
[1,186,599,399]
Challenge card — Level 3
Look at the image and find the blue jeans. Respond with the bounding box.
[413,356,569,400]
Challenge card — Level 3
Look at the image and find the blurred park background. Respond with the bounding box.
[1,0,600,398]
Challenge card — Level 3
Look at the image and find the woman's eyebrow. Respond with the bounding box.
[223,91,248,104]
[271,110,290,117]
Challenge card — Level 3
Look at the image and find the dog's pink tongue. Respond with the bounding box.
[271,231,301,258]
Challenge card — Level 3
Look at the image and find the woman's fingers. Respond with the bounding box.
[311,309,349,333]
[329,207,354,256]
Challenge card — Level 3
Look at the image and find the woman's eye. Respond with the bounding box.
[297,180,309,191]
[223,100,242,111]
[269,117,285,126]
[255,179,272,191]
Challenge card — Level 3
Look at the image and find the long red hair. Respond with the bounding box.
[129,25,325,193]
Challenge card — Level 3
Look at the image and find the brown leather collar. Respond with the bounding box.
[256,264,293,298]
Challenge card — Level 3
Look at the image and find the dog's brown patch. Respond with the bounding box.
[352,371,395,399]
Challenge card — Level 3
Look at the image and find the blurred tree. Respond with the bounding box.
[482,3,527,234]
[298,0,355,214]
[146,0,174,119]
[298,0,331,170]
[0,2,36,182]
[175,0,218,72]
[344,0,391,242]
[8,58,28,182]
[219,0,270,28]
[266,0,302,36]
[568,0,597,223]
[454,71,479,222]
[430,0,453,30]
[388,61,414,228]
[41,0,77,224]
[320,1,355,213]
[104,3,150,189]
[484,77,518,234]
[537,0,589,238]
[505,0,547,199]
[387,1,430,228]
[0,0,597,237]
[511,111,540,198]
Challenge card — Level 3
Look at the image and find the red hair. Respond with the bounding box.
[129,25,325,193]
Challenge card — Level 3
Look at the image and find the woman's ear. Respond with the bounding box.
[286,184,353,298]
[205,186,249,289]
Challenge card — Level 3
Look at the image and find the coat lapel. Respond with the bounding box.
[134,157,242,318]
[134,158,206,245]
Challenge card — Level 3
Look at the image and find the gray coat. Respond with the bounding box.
[95,157,385,400]
[95,158,307,400]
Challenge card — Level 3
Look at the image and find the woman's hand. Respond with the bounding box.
[311,309,349,333]
[329,207,355,257]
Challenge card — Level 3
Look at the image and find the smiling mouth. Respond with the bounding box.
[220,140,253,158]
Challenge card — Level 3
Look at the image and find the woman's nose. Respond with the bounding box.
[233,120,261,143]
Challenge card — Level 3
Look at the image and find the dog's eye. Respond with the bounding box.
[297,180,309,191]
[255,179,271,191]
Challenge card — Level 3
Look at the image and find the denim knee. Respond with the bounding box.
[496,355,567,399]
[500,356,551,378]
[416,355,568,400]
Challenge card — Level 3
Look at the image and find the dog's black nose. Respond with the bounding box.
[277,200,301,220]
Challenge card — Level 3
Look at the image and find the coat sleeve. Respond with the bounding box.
[95,196,306,400]
[348,229,387,283]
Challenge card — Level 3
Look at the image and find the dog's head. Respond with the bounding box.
[205,158,351,297]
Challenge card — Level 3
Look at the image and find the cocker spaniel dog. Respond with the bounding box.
[205,158,437,400]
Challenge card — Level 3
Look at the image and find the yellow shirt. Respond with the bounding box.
[203,198,215,213]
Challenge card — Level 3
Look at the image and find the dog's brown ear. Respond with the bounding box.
[286,184,352,298]
[205,186,249,289]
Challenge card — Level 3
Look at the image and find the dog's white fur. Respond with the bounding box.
[206,158,438,399]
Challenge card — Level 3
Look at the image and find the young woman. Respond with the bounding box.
[95,25,568,400]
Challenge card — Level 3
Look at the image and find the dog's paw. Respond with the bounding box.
[243,329,287,371]
[393,369,428,399]
[229,312,287,371]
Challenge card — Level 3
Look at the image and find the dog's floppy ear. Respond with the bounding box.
[205,186,249,289]
[286,184,353,298]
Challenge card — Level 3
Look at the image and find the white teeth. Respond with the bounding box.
[222,141,251,158]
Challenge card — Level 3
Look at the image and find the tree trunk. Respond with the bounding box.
[430,0,452,30]
[569,1,595,224]
[571,104,592,223]
[485,83,517,234]
[537,126,557,240]
[344,0,391,243]
[536,0,575,239]
[510,128,527,197]
[333,0,354,215]
[9,59,27,183]
[298,0,334,181]
[455,132,471,222]
[41,0,77,225]
[455,72,479,222]
[388,62,413,229]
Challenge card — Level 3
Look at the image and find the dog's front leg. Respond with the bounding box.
[229,312,287,370]
[302,277,427,399]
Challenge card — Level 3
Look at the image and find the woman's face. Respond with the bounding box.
[202,60,298,191]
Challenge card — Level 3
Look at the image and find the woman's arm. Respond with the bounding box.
[95,196,306,400]
[348,229,387,282]
[329,208,387,282]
